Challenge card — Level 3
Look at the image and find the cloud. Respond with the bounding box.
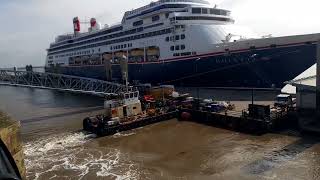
[0,0,319,68]
[0,0,150,68]
[218,0,320,36]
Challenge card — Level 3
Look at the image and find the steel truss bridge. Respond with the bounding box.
[0,70,131,96]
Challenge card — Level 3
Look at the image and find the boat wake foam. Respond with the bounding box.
[24,132,139,180]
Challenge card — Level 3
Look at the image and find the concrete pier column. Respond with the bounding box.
[120,55,129,91]
[104,54,112,81]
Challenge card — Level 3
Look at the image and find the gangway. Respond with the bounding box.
[0,70,131,96]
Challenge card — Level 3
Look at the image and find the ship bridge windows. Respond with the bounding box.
[210,9,229,16]
[192,8,201,14]
[176,16,232,22]
[202,8,208,14]
[126,4,189,20]
[192,8,230,16]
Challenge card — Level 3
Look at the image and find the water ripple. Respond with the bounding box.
[24,132,139,180]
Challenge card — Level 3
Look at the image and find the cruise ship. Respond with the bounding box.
[45,0,319,88]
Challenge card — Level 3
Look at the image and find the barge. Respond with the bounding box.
[178,99,294,134]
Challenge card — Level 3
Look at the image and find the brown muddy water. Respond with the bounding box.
[0,85,320,180]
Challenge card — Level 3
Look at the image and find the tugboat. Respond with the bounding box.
[83,89,177,136]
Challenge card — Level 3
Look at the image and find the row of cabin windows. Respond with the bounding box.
[192,8,229,16]
[166,34,185,42]
[175,16,232,22]
[126,4,188,20]
[50,26,123,48]
[173,51,196,57]
[50,27,144,52]
[170,45,186,51]
[133,20,143,26]
[50,23,164,52]
[55,50,93,58]
[111,43,133,50]
[144,23,164,30]
[48,28,172,56]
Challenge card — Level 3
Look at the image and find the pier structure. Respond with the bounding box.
[0,69,131,96]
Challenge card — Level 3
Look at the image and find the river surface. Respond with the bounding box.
[1,85,320,180]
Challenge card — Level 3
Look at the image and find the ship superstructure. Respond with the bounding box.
[46,0,320,88]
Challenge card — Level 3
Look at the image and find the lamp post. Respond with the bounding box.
[251,88,254,105]
[195,58,201,100]
[120,55,129,92]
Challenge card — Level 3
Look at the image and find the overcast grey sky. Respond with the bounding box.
[0,0,319,68]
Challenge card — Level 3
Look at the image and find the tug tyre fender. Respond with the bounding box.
[180,112,192,121]
[83,117,91,131]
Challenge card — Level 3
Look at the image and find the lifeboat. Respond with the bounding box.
[81,56,90,65]
[74,57,82,65]
[147,46,159,62]
[130,49,144,57]
[115,51,126,58]
[89,55,102,65]
[129,49,144,62]
[147,46,159,56]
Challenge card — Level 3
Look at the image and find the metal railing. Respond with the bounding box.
[0,70,131,96]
